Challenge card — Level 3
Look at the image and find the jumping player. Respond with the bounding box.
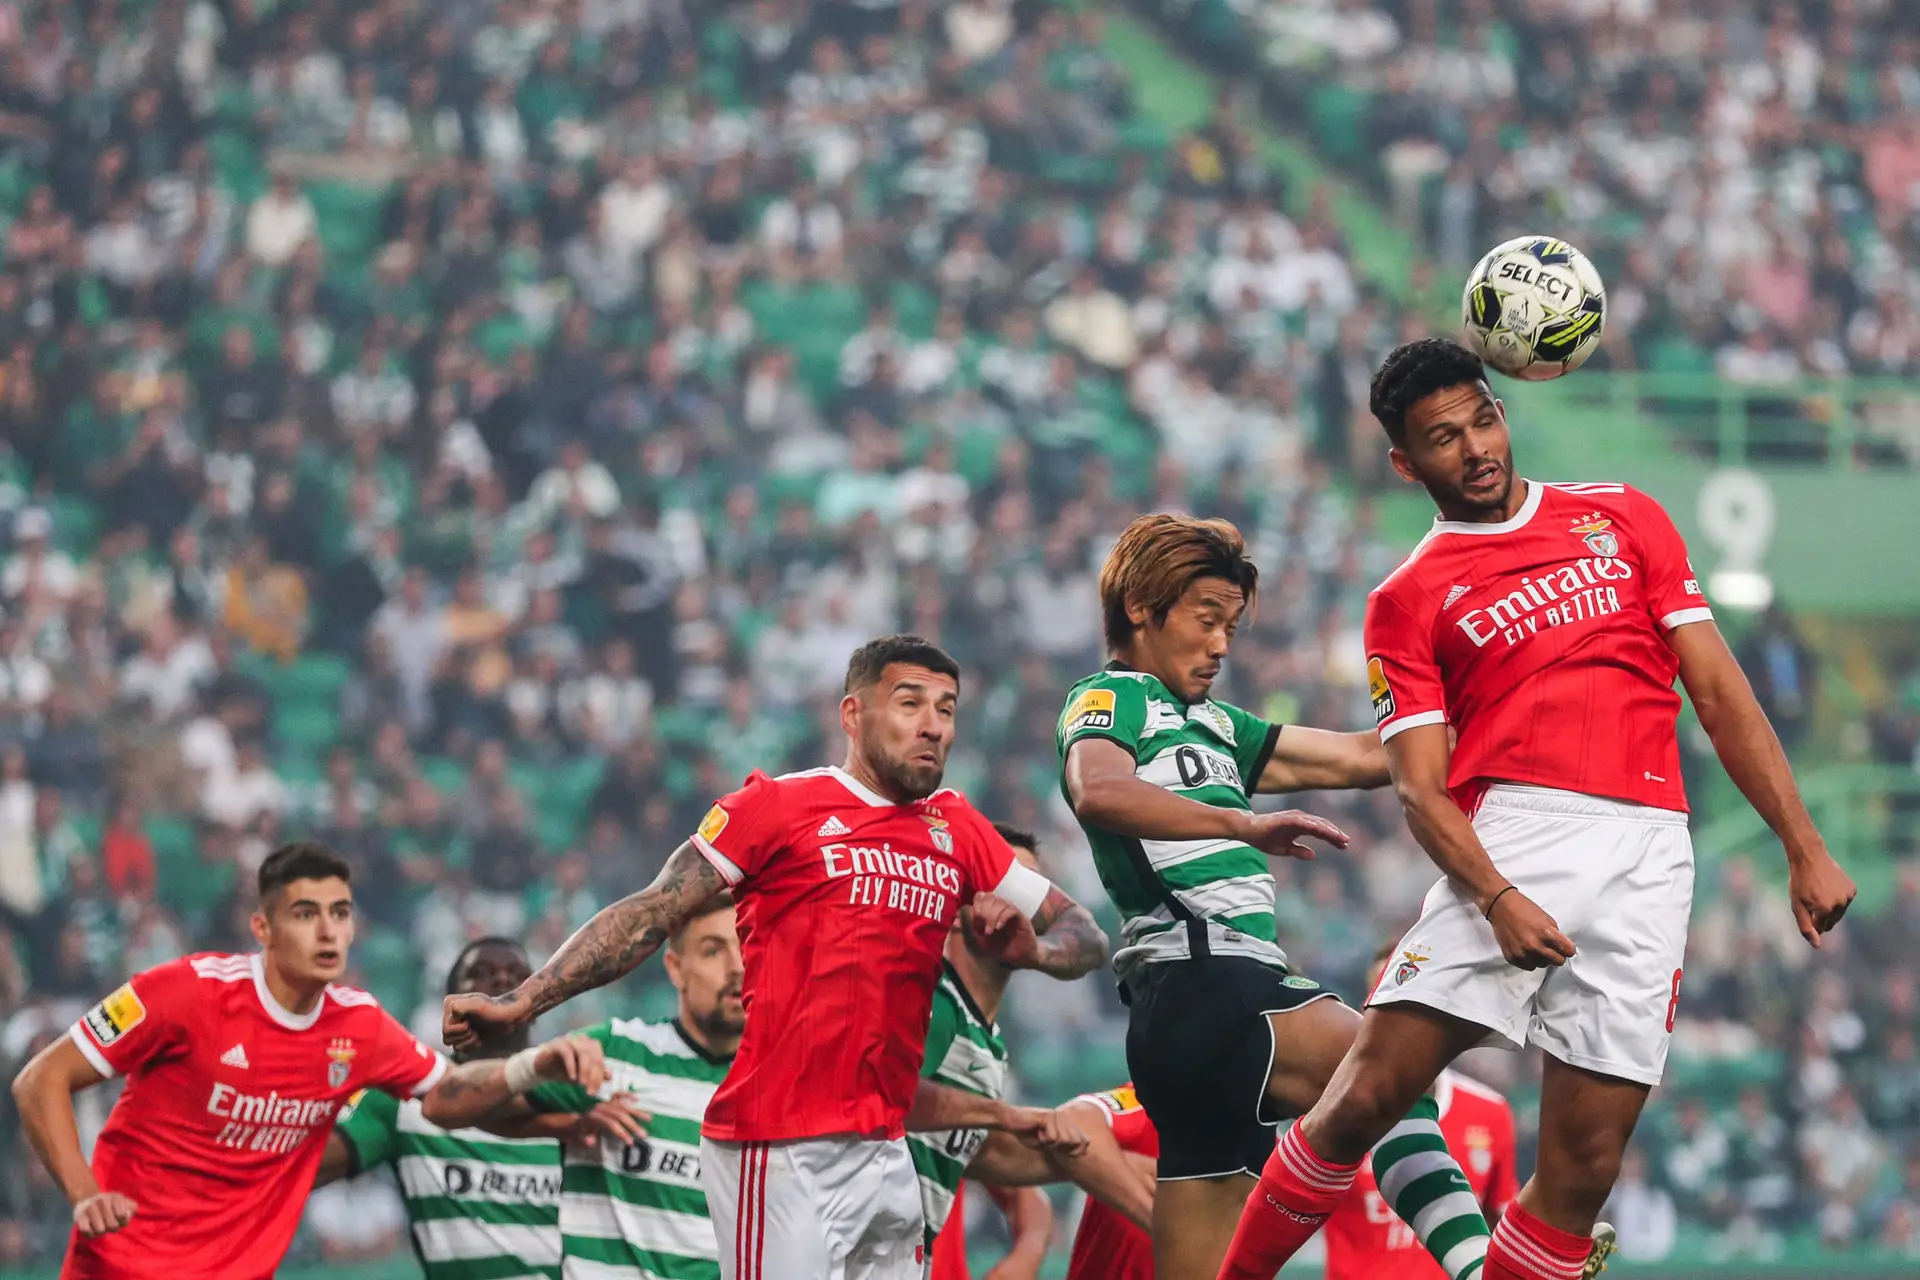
[1233,338,1857,1280]
[1058,513,1499,1280]
[1322,942,1521,1280]
[11,843,607,1279]
[444,635,1109,1280]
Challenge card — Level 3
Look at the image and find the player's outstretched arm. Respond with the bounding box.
[444,842,725,1048]
[1255,726,1391,793]
[420,1033,609,1130]
[1670,621,1856,944]
[907,1080,1091,1157]
[1066,738,1350,859]
[1386,722,1577,971]
[11,1036,136,1237]
[966,1099,1155,1231]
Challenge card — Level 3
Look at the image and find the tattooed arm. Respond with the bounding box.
[963,885,1109,980]
[443,843,725,1049]
[419,1034,607,1129]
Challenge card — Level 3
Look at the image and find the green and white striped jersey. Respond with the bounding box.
[1056,665,1286,981]
[909,964,1008,1250]
[334,1086,564,1280]
[529,1018,732,1280]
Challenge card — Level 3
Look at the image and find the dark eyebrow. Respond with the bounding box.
[892,680,956,703]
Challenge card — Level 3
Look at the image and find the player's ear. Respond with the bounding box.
[839,690,861,736]
[1388,446,1418,485]
[1124,595,1153,629]
[248,907,271,949]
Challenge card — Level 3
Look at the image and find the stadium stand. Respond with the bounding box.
[0,0,1913,1273]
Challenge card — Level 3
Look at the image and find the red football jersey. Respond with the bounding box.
[1065,1084,1157,1280]
[692,766,1049,1143]
[1325,1071,1517,1280]
[1367,481,1712,813]
[929,1187,968,1280]
[64,952,447,1279]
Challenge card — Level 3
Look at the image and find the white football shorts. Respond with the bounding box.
[1369,783,1695,1087]
[701,1134,924,1280]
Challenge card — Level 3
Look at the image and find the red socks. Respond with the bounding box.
[1216,1121,1360,1280]
[1484,1203,1593,1280]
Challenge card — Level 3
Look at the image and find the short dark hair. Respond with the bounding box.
[1368,337,1488,445]
[669,890,737,952]
[1099,514,1257,650]
[992,823,1039,855]
[843,635,961,695]
[445,936,528,996]
[257,841,353,905]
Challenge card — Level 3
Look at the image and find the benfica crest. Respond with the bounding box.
[924,815,954,855]
[326,1038,357,1089]
[1570,514,1618,558]
[1395,950,1430,986]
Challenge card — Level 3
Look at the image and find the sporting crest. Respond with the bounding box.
[327,1038,357,1089]
[1570,514,1618,558]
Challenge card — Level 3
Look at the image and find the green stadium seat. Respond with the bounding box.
[417,756,470,797]
[275,701,343,755]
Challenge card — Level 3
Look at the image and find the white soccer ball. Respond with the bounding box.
[1460,235,1607,381]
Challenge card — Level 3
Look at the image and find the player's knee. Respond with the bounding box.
[1537,1128,1625,1211]
[1311,1069,1410,1159]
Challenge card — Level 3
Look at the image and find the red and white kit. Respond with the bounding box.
[1065,1085,1156,1280]
[1324,1071,1517,1280]
[1365,481,1707,1084]
[689,766,1053,1280]
[64,951,446,1279]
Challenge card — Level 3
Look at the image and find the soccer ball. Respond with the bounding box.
[1460,235,1607,380]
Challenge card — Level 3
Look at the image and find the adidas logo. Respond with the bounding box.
[816,815,851,838]
[220,1044,250,1070]
[1443,584,1471,609]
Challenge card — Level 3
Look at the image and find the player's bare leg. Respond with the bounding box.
[1214,1002,1489,1280]
[1484,1056,1645,1280]
[1149,999,1360,1278]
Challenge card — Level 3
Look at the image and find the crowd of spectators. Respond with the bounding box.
[0,0,1908,1269]
[1178,0,1920,401]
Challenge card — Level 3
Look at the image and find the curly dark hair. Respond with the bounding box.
[1368,338,1488,445]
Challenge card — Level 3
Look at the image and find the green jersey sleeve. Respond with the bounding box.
[334,1087,401,1176]
[1221,700,1282,788]
[1058,674,1149,758]
[525,1020,612,1113]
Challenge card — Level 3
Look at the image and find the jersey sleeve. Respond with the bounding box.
[955,807,1052,917]
[690,770,790,886]
[334,1087,401,1177]
[1058,676,1149,759]
[1364,589,1446,743]
[526,1021,612,1113]
[363,1006,449,1098]
[1220,701,1282,786]
[1628,488,1712,632]
[68,958,196,1079]
[1070,1084,1154,1152]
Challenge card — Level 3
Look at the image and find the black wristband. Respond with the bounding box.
[1484,885,1517,921]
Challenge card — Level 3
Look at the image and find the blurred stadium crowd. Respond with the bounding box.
[0,0,1913,1268]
